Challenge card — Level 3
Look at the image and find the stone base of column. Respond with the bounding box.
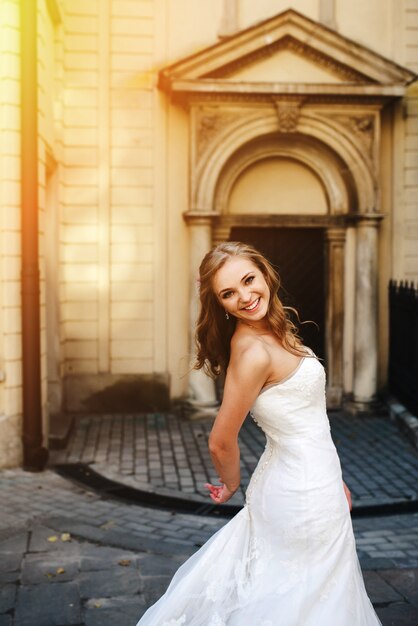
[326,385,343,409]
[344,394,385,415]
[183,368,219,420]
[182,401,219,420]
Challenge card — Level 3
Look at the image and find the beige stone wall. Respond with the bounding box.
[0,0,22,466]
[61,0,101,378]
[60,0,158,388]
[335,0,393,58]
[109,0,155,376]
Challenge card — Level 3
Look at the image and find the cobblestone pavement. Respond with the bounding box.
[50,411,418,510]
[1,469,418,625]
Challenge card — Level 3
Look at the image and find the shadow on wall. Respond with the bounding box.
[63,374,171,413]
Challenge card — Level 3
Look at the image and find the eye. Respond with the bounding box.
[245,275,254,284]
[221,291,233,300]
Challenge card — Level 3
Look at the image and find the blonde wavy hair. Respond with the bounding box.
[195,241,307,377]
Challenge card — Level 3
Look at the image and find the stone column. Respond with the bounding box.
[352,214,383,409]
[218,0,239,38]
[325,227,345,408]
[319,0,336,29]
[184,213,219,415]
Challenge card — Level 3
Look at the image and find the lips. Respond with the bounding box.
[242,297,260,312]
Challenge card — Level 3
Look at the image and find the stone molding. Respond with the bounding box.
[172,81,408,99]
[190,106,377,217]
[159,10,415,92]
[194,108,239,161]
[207,36,370,83]
[328,112,378,164]
[183,211,220,224]
[211,134,346,215]
[273,99,302,133]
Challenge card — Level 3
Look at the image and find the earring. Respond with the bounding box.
[225,311,229,320]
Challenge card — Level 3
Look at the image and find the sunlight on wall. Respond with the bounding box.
[228,157,328,215]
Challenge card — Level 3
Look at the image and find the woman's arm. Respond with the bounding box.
[205,342,270,504]
[343,480,352,511]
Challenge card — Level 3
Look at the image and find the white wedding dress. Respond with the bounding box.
[136,350,382,625]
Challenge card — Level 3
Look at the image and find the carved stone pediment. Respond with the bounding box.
[159,9,415,100]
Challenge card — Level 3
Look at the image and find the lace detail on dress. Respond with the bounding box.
[320,576,338,601]
[275,558,303,595]
[202,526,262,603]
[208,613,225,626]
[162,616,186,626]
[245,436,274,505]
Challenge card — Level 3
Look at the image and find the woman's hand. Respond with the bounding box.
[343,480,352,511]
[204,482,237,504]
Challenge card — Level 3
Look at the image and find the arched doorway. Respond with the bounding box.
[205,133,354,407]
[225,153,328,360]
[230,226,326,360]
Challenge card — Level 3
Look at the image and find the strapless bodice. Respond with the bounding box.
[250,351,330,443]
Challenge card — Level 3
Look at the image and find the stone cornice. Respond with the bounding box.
[167,79,408,99]
[185,93,399,107]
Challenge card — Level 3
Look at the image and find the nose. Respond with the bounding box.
[239,286,252,303]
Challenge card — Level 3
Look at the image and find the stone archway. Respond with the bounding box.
[184,106,382,410]
[159,9,414,412]
[188,127,360,407]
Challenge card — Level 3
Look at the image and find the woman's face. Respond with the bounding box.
[213,256,270,327]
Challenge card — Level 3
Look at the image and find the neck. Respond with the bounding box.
[238,318,270,333]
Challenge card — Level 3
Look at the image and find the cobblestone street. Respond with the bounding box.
[1,466,418,625]
[1,408,418,625]
[50,411,418,511]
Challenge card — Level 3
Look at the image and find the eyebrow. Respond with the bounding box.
[218,271,253,296]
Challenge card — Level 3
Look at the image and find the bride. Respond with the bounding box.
[136,241,382,625]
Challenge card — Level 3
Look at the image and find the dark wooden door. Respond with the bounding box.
[230,227,326,360]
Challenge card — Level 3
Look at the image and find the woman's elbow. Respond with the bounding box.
[208,436,233,457]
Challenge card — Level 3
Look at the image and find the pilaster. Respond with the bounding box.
[183,212,219,415]
[325,227,345,407]
[352,213,383,409]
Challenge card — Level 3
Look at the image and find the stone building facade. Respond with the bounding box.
[0,0,417,467]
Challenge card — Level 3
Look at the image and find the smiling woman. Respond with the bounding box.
[215,262,268,317]
[195,241,306,378]
[136,241,381,626]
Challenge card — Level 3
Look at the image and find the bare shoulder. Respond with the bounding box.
[230,331,271,370]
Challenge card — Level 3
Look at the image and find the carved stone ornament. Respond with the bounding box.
[274,101,302,133]
[330,114,375,157]
[196,109,239,160]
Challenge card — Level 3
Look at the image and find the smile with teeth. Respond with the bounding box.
[243,297,260,311]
